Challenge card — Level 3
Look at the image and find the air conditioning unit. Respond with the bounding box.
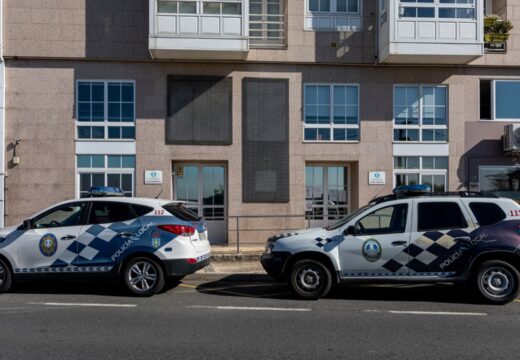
[503,124,520,153]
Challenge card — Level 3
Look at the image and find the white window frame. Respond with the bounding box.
[393,84,448,143]
[75,80,136,142]
[76,155,135,197]
[304,0,362,31]
[393,156,448,191]
[398,0,476,20]
[303,83,360,143]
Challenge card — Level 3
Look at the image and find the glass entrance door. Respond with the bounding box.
[174,163,227,244]
[305,165,349,228]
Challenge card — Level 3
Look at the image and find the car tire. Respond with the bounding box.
[123,257,165,297]
[0,258,13,294]
[474,260,520,305]
[290,259,332,300]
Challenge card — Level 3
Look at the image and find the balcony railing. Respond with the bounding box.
[249,13,287,48]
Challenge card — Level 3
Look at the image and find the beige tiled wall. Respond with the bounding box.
[6,59,520,243]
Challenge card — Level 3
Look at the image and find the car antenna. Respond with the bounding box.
[369,183,391,203]
[154,188,163,199]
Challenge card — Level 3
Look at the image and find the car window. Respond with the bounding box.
[417,202,468,231]
[163,203,200,221]
[355,204,408,235]
[88,202,136,224]
[469,202,506,226]
[34,203,87,228]
[132,204,154,217]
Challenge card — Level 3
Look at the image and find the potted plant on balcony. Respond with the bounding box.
[484,15,513,44]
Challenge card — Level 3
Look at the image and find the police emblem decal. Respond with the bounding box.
[39,234,58,257]
[151,232,161,249]
[362,239,382,262]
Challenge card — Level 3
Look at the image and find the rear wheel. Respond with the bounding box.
[123,257,165,297]
[0,259,13,294]
[290,259,332,300]
[475,260,520,304]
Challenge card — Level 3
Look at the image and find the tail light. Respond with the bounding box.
[158,225,195,237]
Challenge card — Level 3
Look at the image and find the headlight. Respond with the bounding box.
[264,242,275,254]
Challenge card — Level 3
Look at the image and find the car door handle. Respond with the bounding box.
[118,232,133,238]
[61,235,76,241]
[454,236,471,243]
[391,241,407,246]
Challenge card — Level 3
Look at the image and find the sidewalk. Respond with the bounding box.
[204,244,266,274]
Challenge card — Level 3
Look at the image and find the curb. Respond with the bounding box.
[211,254,262,262]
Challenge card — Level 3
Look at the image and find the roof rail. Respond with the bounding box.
[371,191,498,204]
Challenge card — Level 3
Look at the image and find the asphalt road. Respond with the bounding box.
[0,275,519,360]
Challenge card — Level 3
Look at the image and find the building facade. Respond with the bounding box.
[2,0,520,244]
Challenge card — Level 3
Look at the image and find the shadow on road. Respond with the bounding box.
[197,275,481,304]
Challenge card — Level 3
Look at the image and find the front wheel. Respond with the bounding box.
[475,260,520,304]
[0,259,13,293]
[290,259,332,300]
[123,257,165,297]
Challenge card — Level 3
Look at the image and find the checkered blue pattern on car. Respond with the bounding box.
[51,218,143,268]
[15,266,113,274]
[382,229,472,274]
[343,271,456,277]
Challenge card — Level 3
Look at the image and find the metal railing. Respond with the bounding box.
[248,14,287,48]
[227,214,308,253]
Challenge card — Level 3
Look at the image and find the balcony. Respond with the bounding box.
[149,0,249,60]
[378,0,485,64]
[149,0,286,60]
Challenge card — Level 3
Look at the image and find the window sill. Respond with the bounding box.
[75,139,136,142]
[392,141,448,144]
[303,140,360,143]
[479,119,520,122]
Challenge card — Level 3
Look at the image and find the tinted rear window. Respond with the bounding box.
[163,203,200,221]
[89,202,136,224]
[469,202,506,226]
[132,204,154,217]
[418,202,468,231]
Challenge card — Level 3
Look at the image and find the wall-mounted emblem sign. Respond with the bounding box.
[144,170,163,185]
[368,171,386,185]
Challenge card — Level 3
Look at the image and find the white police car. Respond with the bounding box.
[0,187,211,296]
[261,185,520,304]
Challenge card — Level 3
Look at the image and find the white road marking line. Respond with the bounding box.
[364,309,487,316]
[187,305,311,312]
[28,302,137,308]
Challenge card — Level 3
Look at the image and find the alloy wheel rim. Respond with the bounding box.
[128,261,157,292]
[297,266,322,292]
[481,266,514,298]
[0,263,5,287]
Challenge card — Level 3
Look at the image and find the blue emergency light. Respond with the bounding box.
[87,186,125,197]
[393,184,432,195]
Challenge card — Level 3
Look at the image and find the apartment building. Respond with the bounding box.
[2,0,520,244]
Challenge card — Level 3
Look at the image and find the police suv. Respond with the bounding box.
[261,185,520,304]
[0,187,211,296]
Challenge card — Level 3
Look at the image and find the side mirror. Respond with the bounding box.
[344,225,356,236]
[22,219,33,230]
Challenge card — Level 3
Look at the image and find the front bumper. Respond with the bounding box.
[163,257,211,276]
[260,251,291,281]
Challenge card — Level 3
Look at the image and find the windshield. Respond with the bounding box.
[325,204,374,231]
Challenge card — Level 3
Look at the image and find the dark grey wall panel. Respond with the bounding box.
[242,78,289,203]
[166,76,232,145]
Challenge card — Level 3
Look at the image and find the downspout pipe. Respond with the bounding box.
[0,0,5,228]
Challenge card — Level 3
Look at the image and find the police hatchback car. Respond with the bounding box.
[261,185,520,304]
[0,187,211,296]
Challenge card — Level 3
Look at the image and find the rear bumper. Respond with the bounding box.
[163,257,211,276]
[260,251,291,281]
